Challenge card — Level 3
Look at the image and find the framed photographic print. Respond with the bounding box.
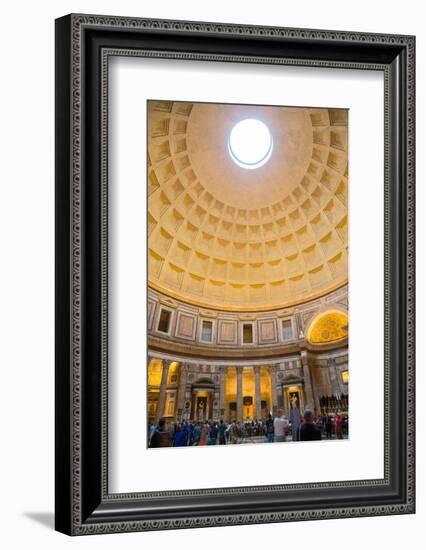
[55,14,415,535]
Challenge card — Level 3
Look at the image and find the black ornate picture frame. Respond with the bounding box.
[55,14,415,535]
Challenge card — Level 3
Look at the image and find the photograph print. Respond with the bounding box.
[146,100,349,449]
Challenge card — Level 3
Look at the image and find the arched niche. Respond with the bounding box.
[306,309,348,345]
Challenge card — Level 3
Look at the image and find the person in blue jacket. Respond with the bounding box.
[191,422,201,445]
[172,423,190,446]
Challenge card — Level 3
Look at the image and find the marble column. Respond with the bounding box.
[155,360,170,423]
[300,350,316,413]
[334,360,343,394]
[254,366,262,420]
[269,366,278,416]
[219,366,227,420]
[237,367,243,421]
[312,366,321,413]
[275,365,284,412]
[176,363,188,421]
[327,358,338,393]
[213,389,220,420]
[191,390,197,420]
[299,389,305,412]
[283,388,290,416]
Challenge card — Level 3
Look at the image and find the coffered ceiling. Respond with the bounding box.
[147,100,348,311]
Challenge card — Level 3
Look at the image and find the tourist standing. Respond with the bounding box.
[199,422,209,445]
[299,410,322,441]
[172,423,189,447]
[325,415,332,439]
[218,420,227,445]
[265,413,274,443]
[149,418,172,447]
[228,421,239,444]
[191,422,201,445]
[208,422,218,445]
[148,422,157,446]
[335,413,343,439]
[343,415,349,437]
[273,411,289,442]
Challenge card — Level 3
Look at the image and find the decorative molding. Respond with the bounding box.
[62,13,416,535]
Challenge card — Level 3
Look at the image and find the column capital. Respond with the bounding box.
[180,361,190,373]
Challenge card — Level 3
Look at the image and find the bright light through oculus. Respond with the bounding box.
[228,118,273,170]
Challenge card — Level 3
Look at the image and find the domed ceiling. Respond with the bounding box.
[148,100,348,311]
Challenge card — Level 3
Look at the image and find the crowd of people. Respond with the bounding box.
[148,410,349,448]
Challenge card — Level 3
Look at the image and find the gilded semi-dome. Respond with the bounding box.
[148,100,348,311]
[307,310,349,345]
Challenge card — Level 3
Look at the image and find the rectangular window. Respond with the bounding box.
[201,320,213,342]
[243,323,253,343]
[341,370,349,384]
[282,319,293,341]
[157,309,171,333]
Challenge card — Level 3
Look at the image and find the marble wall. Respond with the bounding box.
[148,285,348,349]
